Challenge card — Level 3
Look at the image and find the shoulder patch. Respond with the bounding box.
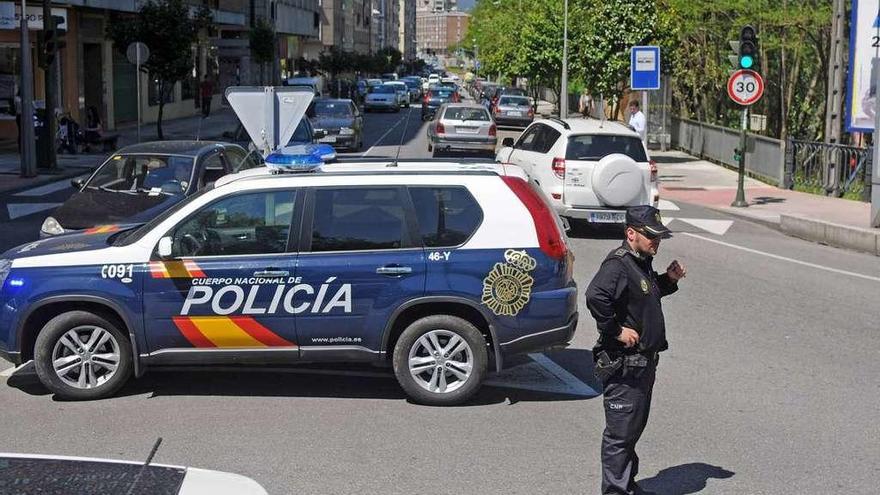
[614,248,627,257]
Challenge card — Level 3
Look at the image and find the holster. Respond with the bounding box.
[593,350,623,382]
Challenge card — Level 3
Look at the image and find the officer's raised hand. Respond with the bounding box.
[617,326,639,348]
[666,260,687,282]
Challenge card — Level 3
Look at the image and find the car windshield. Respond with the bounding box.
[312,101,352,117]
[499,96,530,107]
[372,85,395,94]
[433,89,454,98]
[86,154,194,195]
[289,120,312,144]
[387,84,406,92]
[444,107,490,121]
[566,134,648,162]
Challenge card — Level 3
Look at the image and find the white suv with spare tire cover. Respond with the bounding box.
[495,118,658,225]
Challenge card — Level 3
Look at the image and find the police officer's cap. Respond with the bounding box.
[626,205,672,239]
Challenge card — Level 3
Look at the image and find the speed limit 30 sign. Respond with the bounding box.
[727,69,764,106]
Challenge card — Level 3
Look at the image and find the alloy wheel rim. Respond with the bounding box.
[408,329,473,394]
[51,325,121,390]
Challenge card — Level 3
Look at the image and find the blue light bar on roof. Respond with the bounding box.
[265,145,324,172]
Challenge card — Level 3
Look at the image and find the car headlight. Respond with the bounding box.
[0,259,11,290]
[339,127,354,135]
[41,216,64,235]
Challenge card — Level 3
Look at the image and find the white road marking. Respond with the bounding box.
[676,217,734,236]
[683,232,880,283]
[657,199,680,211]
[0,361,34,378]
[14,175,87,197]
[360,108,414,157]
[6,202,62,220]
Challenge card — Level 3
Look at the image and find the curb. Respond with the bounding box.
[780,214,880,257]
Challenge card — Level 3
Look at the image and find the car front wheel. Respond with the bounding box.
[393,315,487,406]
[33,310,133,400]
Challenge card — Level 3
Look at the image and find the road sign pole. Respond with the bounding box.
[732,106,749,207]
[136,51,141,143]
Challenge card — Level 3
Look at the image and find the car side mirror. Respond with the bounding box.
[560,217,572,233]
[313,129,326,139]
[502,137,515,148]
[70,178,85,190]
[157,236,173,259]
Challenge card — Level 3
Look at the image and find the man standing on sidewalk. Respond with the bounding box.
[628,100,647,143]
[200,76,214,118]
[586,205,686,495]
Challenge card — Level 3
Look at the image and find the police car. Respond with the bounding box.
[0,154,577,406]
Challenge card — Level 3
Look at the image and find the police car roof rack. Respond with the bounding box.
[548,116,571,130]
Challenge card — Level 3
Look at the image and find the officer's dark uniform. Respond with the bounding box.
[585,206,678,495]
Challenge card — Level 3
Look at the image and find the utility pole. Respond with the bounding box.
[20,0,37,178]
[823,0,846,194]
[41,0,57,170]
[559,0,568,119]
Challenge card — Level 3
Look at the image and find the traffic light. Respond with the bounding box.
[738,25,757,70]
[41,16,67,67]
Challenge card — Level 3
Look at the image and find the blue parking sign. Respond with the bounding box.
[631,46,661,90]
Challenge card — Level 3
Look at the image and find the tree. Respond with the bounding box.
[107,0,209,140]
[249,19,276,85]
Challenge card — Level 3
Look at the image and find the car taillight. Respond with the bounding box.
[436,121,445,134]
[501,176,567,260]
[552,157,566,179]
[649,159,658,182]
[489,124,497,136]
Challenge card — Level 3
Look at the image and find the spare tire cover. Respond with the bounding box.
[591,153,643,207]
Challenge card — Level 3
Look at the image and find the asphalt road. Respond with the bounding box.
[1,106,879,494]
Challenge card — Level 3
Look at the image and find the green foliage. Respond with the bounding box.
[106,0,208,139]
[249,19,276,66]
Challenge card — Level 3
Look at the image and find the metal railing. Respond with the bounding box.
[785,139,872,201]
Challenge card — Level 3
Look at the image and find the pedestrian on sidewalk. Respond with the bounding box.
[586,205,687,495]
[200,76,214,118]
[628,100,647,143]
[578,90,593,118]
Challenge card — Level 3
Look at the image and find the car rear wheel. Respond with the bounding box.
[33,310,133,400]
[393,315,487,406]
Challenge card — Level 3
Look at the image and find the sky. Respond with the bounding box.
[458,0,475,11]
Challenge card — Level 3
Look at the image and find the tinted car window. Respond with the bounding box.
[289,119,313,144]
[372,85,396,94]
[516,125,541,151]
[172,190,295,257]
[566,134,648,162]
[312,101,354,117]
[443,107,490,121]
[534,126,562,154]
[409,187,482,247]
[225,147,260,173]
[311,188,409,252]
[499,96,530,107]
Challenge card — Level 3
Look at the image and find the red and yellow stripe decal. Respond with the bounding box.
[172,316,296,348]
[149,260,206,279]
[85,225,121,234]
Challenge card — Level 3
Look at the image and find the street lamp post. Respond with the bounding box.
[19,0,36,177]
[560,0,569,119]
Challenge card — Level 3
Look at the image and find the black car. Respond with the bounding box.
[307,98,364,151]
[421,87,459,121]
[40,141,260,236]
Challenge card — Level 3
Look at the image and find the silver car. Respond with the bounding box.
[384,81,411,108]
[364,84,401,112]
[493,95,534,128]
[427,103,497,157]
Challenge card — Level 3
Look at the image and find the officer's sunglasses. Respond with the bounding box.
[631,226,662,240]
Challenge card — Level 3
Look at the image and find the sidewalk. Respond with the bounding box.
[655,150,879,256]
[0,107,237,194]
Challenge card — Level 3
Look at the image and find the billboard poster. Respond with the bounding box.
[846,0,880,132]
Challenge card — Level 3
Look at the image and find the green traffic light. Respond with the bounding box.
[740,55,754,69]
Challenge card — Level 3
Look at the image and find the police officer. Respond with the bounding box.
[586,205,687,495]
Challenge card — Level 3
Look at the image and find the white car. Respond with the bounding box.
[495,118,658,225]
[383,81,411,108]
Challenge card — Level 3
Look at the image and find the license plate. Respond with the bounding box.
[457,127,479,134]
[508,111,522,117]
[319,136,336,143]
[589,212,626,223]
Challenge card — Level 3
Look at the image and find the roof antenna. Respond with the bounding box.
[388,106,414,167]
[125,437,162,495]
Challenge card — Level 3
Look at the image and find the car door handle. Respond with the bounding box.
[254,270,289,278]
[376,265,412,276]
[235,234,250,240]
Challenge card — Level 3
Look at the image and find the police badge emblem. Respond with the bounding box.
[481,249,537,316]
[640,279,649,293]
